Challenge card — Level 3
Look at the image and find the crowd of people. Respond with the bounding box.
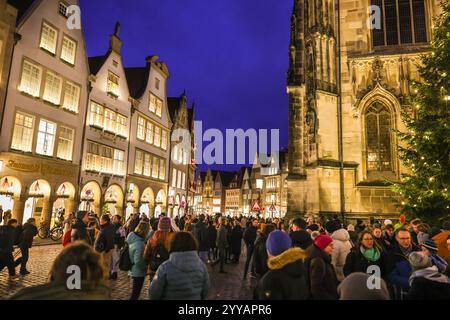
[1,209,450,300]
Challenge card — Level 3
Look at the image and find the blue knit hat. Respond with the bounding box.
[422,239,438,252]
[266,230,292,256]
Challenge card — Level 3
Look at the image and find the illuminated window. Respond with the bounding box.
[100,146,113,173]
[62,81,80,113]
[104,108,116,133]
[177,171,182,189]
[143,153,151,177]
[154,126,161,147]
[134,150,143,175]
[89,101,104,127]
[161,130,167,150]
[172,168,177,187]
[159,160,165,180]
[107,71,119,96]
[146,121,153,144]
[137,116,145,140]
[40,22,57,54]
[152,157,159,178]
[11,112,34,152]
[117,115,127,137]
[19,60,42,97]
[366,102,392,171]
[61,35,76,65]
[182,173,186,190]
[43,71,62,105]
[113,149,124,175]
[57,126,74,161]
[149,93,163,116]
[36,119,56,156]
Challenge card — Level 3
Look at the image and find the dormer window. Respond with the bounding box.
[107,71,119,97]
[40,21,58,55]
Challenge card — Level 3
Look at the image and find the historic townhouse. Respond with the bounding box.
[213,171,235,214]
[193,170,205,215]
[262,150,288,218]
[287,0,442,221]
[202,169,215,215]
[124,55,171,219]
[0,0,89,225]
[249,155,265,216]
[240,167,252,215]
[224,167,245,217]
[79,23,130,217]
[186,106,197,215]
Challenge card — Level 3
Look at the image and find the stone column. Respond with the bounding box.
[65,197,76,217]
[41,195,56,226]
[12,194,26,224]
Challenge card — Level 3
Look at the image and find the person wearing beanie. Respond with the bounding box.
[305,235,339,300]
[338,272,390,300]
[432,221,450,268]
[346,224,358,245]
[384,219,393,227]
[325,220,352,282]
[355,219,366,234]
[407,251,450,300]
[421,239,448,274]
[254,231,310,300]
[290,218,313,250]
[251,224,276,279]
[71,211,91,245]
[382,224,396,249]
[158,216,172,232]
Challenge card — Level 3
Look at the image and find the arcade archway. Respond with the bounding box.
[80,181,101,215]
[0,176,21,224]
[155,189,166,218]
[125,183,139,220]
[51,182,76,227]
[24,179,51,224]
[104,184,124,216]
[139,187,155,218]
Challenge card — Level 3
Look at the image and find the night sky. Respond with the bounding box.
[80,0,292,172]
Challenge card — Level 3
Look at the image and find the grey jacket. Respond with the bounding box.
[216,226,228,250]
[149,251,210,300]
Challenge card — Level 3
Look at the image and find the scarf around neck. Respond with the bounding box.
[409,266,450,287]
[360,246,381,262]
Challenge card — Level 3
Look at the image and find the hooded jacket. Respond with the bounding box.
[252,235,269,277]
[71,219,91,245]
[330,229,353,281]
[254,247,310,300]
[407,266,450,300]
[94,222,115,253]
[127,232,147,278]
[18,223,38,249]
[149,251,210,300]
[386,242,419,294]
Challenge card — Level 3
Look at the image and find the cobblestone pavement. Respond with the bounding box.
[0,244,254,300]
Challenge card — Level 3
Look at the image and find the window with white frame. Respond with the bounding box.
[177,170,182,189]
[134,150,143,175]
[85,141,99,171]
[137,116,145,140]
[19,60,42,97]
[40,22,58,54]
[61,35,76,65]
[107,71,119,96]
[154,126,161,147]
[113,149,124,175]
[143,153,151,177]
[116,114,127,137]
[57,126,74,161]
[161,130,167,150]
[152,157,159,178]
[89,101,104,127]
[11,112,34,152]
[100,146,113,173]
[43,71,62,105]
[159,160,165,180]
[149,93,163,116]
[36,119,56,156]
[172,168,177,187]
[104,108,116,133]
[62,81,80,113]
[145,121,153,144]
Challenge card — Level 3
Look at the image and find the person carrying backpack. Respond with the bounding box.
[144,217,172,281]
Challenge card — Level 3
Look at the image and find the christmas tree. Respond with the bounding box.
[393,0,450,226]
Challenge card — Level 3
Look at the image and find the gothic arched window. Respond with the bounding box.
[371,0,427,47]
[365,102,392,172]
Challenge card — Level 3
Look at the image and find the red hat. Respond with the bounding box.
[314,235,333,250]
[399,214,406,223]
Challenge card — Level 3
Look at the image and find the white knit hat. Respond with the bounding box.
[383,219,393,226]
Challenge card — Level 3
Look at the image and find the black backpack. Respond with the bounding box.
[149,243,169,271]
[119,242,133,271]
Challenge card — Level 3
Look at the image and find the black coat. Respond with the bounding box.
[305,244,339,300]
[252,235,269,277]
[18,223,38,249]
[343,247,387,277]
[254,248,310,300]
[0,225,18,253]
[290,230,313,250]
[407,277,450,300]
[230,225,243,256]
[207,225,217,249]
[71,219,91,245]
[194,221,210,252]
[243,226,257,247]
[94,223,115,253]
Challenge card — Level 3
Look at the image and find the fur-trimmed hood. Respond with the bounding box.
[268,247,306,270]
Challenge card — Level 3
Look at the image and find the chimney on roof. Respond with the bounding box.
[110,22,122,54]
[146,55,159,65]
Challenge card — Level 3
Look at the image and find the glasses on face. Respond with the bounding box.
[398,237,411,241]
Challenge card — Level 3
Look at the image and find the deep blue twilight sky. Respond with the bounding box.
[79,0,292,172]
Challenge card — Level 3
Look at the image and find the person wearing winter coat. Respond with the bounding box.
[14,218,38,275]
[143,217,172,281]
[243,218,258,279]
[0,219,20,278]
[94,215,116,272]
[252,224,276,279]
[432,221,450,266]
[344,230,387,277]
[289,218,313,250]
[305,235,339,300]
[254,231,310,300]
[9,241,111,300]
[372,224,389,252]
[338,272,390,300]
[71,211,92,245]
[407,251,450,300]
[212,217,229,273]
[230,221,243,263]
[383,224,396,249]
[325,220,353,282]
[127,222,150,300]
[386,227,419,300]
[421,239,448,274]
[207,220,217,262]
[109,215,125,280]
[194,214,210,263]
[149,232,210,300]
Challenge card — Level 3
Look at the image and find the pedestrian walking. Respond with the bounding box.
[144,217,172,281]
[325,220,353,282]
[243,218,258,279]
[252,224,276,279]
[127,221,150,300]
[14,218,38,275]
[254,230,310,300]
[110,214,125,280]
[207,220,217,263]
[94,214,115,273]
[149,232,210,300]
[211,217,229,273]
[194,214,209,263]
[71,211,92,245]
[230,220,243,263]
[0,219,20,279]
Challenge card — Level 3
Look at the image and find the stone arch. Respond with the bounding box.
[24,179,51,225]
[0,176,22,221]
[140,187,155,218]
[104,184,124,217]
[52,182,76,225]
[126,183,140,220]
[80,181,102,215]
